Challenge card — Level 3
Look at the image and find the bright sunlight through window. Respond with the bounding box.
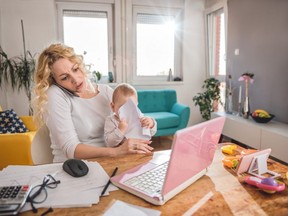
[136,14,175,76]
[63,11,109,75]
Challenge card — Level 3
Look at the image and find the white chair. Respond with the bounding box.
[31,124,53,165]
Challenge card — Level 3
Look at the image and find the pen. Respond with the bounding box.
[101,167,118,196]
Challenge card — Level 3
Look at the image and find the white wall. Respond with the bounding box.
[0,0,206,125]
[0,0,57,115]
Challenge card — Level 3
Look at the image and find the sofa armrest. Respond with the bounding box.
[171,103,188,115]
[0,132,35,169]
[171,103,190,129]
[20,116,37,131]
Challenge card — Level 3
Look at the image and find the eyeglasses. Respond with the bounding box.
[27,174,61,213]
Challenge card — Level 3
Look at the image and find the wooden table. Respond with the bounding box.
[21,139,288,216]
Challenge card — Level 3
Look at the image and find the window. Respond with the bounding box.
[205,3,227,81]
[132,6,183,83]
[57,3,114,77]
[57,1,184,84]
[136,14,175,76]
[205,1,227,110]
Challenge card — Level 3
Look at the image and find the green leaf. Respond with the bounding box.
[193,77,221,120]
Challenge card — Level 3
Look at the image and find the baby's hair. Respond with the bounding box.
[112,83,137,103]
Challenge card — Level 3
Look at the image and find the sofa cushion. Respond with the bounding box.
[0,109,29,133]
[145,112,180,129]
[138,90,177,113]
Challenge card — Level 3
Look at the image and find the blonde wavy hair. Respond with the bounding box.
[32,43,86,127]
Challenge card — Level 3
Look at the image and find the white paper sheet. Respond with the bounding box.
[119,98,151,140]
[103,200,161,216]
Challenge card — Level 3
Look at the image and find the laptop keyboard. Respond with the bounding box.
[124,161,169,196]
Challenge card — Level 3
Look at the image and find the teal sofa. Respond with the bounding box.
[137,89,190,137]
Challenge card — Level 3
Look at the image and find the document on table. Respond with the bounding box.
[0,161,118,212]
[103,200,161,216]
[119,98,151,140]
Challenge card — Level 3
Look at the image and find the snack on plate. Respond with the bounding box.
[222,155,242,168]
[221,144,238,155]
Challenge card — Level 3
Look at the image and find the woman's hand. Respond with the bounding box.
[115,138,153,155]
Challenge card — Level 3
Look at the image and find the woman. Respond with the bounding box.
[33,43,153,162]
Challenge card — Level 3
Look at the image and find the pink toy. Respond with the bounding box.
[244,176,285,194]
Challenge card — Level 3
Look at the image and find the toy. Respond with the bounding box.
[261,178,278,186]
[244,176,285,194]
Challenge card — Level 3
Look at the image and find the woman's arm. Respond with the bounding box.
[74,138,154,159]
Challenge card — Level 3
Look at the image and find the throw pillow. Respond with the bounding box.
[0,109,29,133]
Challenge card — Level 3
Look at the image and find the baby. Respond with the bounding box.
[104,83,157,147]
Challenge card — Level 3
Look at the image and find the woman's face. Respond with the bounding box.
[51,58,86,94]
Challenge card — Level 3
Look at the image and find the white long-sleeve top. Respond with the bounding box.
[45,84,113,162]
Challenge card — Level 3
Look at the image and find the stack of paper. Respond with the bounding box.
[0,161,118,212]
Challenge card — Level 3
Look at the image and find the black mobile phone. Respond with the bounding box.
[52,79,79,97]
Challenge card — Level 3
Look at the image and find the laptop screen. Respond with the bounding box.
[162,117,225,195]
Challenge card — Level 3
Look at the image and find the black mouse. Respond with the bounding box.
[62,159,89,177]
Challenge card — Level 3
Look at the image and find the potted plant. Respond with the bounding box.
[0,47,15,88]
[0,48,35,114]
[193,77,222,120]
[0,20,36,114]
[93,71,102,82]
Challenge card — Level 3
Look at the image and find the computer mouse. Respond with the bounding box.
[62,159,89,177]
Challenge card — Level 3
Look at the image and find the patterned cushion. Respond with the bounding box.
[0,109,29,134]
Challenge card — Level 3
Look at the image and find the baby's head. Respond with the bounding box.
[111,83,138,115]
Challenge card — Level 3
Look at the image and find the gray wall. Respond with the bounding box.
[227,0,288,123]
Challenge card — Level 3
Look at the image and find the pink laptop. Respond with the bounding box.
[111,117,225,205]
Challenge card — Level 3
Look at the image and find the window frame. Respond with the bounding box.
[204,0,228,83]
[56,2,115,79]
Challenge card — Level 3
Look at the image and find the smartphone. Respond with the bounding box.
[52,79,79,97]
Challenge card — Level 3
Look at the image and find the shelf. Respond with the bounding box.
[212,112,288,164]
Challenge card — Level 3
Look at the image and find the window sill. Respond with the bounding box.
[103,80,184,88]
[131,81,184,86]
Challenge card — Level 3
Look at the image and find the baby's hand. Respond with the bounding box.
[140,117,154,129]
[118,119,128,133]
